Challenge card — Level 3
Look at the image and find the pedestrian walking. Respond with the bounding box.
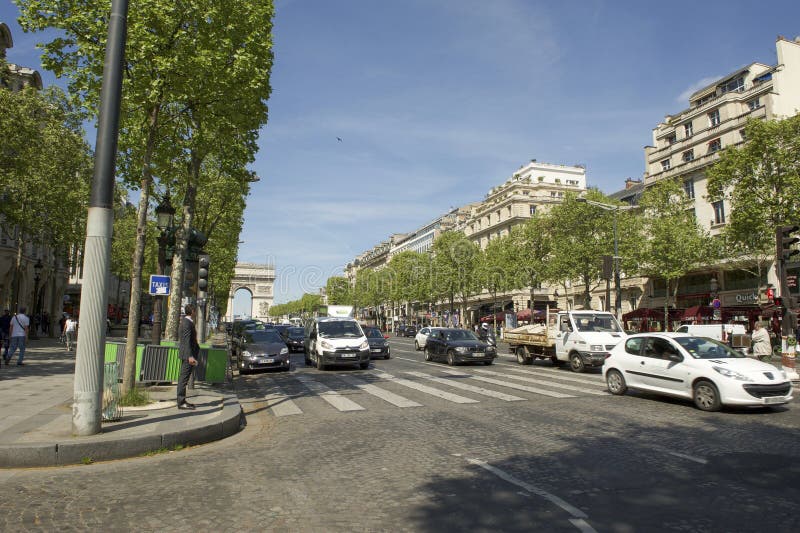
[41,312,50,336]
[751,321,771,360]
[6,306,30,366]
[0,309,11,360]
[63,315,78,351]
[176,304,200,410]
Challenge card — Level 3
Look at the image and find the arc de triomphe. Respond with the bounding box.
[225,262,275,321]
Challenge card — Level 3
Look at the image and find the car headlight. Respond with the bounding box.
[713,365,752,382]
[383,341,390,347]
[241,350,251,358]
[320,340,334,350]
[359,340,369,351]
[280,347,288,355]
[780,370,788,380]
[486,346,496,353]
[590,345,603,352]
[456,346,470,353]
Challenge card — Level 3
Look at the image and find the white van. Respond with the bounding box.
[304,317,371,370]
[674,323,746,341]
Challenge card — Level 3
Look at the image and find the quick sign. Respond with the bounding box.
[149,275,171,296]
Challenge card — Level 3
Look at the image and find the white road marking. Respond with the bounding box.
[336,375,423,408]
[372,371,479,404]
[462,456,593,530]
[295,376,365,412]
[264,391,303,417]
[666,451,708,465]
[475,369,607,395]
[404,371,526,402]
[440,369,575,398]
[505,365,606,385]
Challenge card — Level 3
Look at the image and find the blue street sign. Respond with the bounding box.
[149,275,171,296]
[712,298,721,309]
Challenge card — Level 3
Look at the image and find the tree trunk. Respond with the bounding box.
[165,153,200,341]
[121,105,159,395]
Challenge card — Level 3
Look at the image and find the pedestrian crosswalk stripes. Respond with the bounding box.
[264,391,303,417]
[260,362,616,417]
[336,374,423,408]
[295,375,365,412]
[403,371,526,402]
[503,364,607,385]
[439,369,575,398]
[372,370,479,404]
[474,369,608,395]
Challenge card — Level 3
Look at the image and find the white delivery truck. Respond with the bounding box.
[303,305,371,370]
[674,323,750,355]
[505,310,627,372]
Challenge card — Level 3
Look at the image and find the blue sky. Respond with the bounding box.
[3,0,800,314]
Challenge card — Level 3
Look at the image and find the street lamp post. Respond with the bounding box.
[577,197,635,319]
[31,259,43,339]
[152,194,175,345]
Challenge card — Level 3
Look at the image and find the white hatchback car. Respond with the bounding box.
[414,327,442,351]
[603,333,793,411]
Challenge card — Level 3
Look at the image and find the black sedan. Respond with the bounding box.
[363,326,390,359]
[238,330,291,373]
[424,328,496,366]
[283,326,306,353]
[397,325,417,337]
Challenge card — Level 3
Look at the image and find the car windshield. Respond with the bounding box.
[318,320,363,338]
[445,330,478,341]
[574,314,623,333]
[287,327,304,338]
[363,327,383,338]
[246,330,284,344]
[674,336,746,359]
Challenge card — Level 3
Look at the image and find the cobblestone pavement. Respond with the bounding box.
[2,337,798,532]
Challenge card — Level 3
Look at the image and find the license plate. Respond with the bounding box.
[472,353,484,357]
[260,358,274,364]
[764,396,786,405]
[341,353,356,358]
[371,349,382,353]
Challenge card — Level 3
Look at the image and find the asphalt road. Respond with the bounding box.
[2,336,798,532]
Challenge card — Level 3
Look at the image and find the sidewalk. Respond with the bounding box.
[0,336,243,468]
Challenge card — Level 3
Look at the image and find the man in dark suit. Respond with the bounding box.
[177,304,200,410]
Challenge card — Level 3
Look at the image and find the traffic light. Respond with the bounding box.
[778,225,800,262]
[198,254,210,293]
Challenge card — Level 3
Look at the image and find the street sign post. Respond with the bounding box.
[149,275,171,296]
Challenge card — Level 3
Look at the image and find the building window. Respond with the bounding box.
[566,179,579,185]
[708,138,722,153]
[720,76,745,94]
[708,109,721,128]
[682,149,694,163]
[550,191,557,197]
[683,178,695,199]
[684,122,693,138]
[739,129,747,141]
[712,200,726,224]
[747,98,760,111]
[538,176,545,182]
[666,133,677,145]
[661,159,671,171]
[530,205,536,215]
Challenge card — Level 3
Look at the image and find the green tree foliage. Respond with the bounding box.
[505,215,554,306]
[387,251,431,305]
[630,179,712,324]
[0,86,92,305]
[432,231,480,321]
[706,116,800,284]
[326,276,352,305]
[546,192,616,309]
[269,293,323,318]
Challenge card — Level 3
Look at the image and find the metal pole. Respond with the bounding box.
[72,0,128,436]
[151,233,166,344]
[613,209,622,320]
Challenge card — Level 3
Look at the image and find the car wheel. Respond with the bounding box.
[515,346,530,365]
[550,355,561,367]
[693,380,721,412]
[447,350,456,366]
[316,355,325,371]
[359,361,370,370]
[424,348,433,361]
[484,359,493,366]
[384,353,390,360]
[304,356,311,366]
[414,340,420,351]
[606,369,627,395]
[569,352,585,373]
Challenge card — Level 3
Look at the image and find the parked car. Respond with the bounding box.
[283,326,306,353]
[424,328,497,366]
[414,327,441,351]
[363,326,390,359]
[603,333,793,411]
[397,325,417,337]
[238,329,291,374]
